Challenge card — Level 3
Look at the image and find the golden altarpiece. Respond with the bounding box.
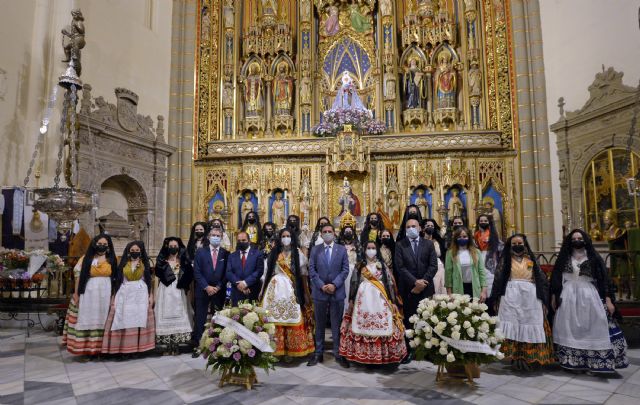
[192,0,518,238]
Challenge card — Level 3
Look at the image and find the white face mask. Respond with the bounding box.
[322,233,334,243]
[281,237,292,247]
[365,249,377,259]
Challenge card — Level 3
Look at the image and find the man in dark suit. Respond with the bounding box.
[225,231,264,305]
[193,227,228,348]
[395,218,438,363]
[307,224,350,368]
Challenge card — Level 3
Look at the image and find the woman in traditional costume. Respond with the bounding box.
[63,234,118,356]
[260,229,315,360]
[339,241,407,365]
[491,234,553,371]
[155,237,194,355]
[423,218,447,295]
[474,214,504,298]
[444,227,487,301]
[551,229,629,375]
[101,241,155,355]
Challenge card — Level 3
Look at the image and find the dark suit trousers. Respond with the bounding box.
[403,289,432,332]
[193,290,225,343]
[313,299,344,357]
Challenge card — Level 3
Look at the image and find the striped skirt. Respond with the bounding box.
[500,319,555,366]
[62,298,105,356]
[101,301,156,354]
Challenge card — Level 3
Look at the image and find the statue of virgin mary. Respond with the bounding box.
[331,71,368,112]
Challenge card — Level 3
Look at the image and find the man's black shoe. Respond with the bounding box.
[307,354,323,366]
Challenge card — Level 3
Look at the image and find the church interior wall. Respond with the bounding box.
[539,0,640,245]
[0,0,173,240]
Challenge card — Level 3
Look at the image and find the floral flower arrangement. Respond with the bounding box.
[46,253,67,273]
[406,294,505,366]
[199,302,278,378]
[0,249,30,270]
[312,107,386,137]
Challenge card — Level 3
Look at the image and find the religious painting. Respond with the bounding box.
[410,186,432,219]
[482,183,504,238]
[269,189,289,230]
[207,190,226,222]
[328,174,366,228]
[238,189,258,226]
[444,185,467,223]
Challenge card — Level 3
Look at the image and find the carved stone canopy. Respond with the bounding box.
[97,210,132,238]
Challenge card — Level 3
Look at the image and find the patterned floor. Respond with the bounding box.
[1,327,640,405]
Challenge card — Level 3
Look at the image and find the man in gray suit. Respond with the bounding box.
[307,223,350,367]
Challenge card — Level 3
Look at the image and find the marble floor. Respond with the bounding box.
[1,328,640,405]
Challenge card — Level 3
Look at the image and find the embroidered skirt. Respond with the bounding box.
[556,318,629,373]
[339,313,407,365]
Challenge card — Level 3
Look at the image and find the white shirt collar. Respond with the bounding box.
[324,242,334,249]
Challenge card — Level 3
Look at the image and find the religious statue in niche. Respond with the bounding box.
[380,0,393,16]
[435,50,457,109]
[300,76,312,104]
[201,6,211,41]
[300,0,311,22]
[208,199,225,222]
[349,3,371,33]
[324,6,340,36]
[261,0,278,18]
[299,177,312,227]
[448,188,464,219]
[483,196,502,236]
[61,9,86,75]
[415,188,429,219]
[468,63,482,98]
[384,66,396,100]
[241,192,255,222]
[271,191,286,229]
[339,177,361,217]
[403,57,426,110]
[223,2,234,28]
[332,71,367,111]
[244,62,264,117]
[273,62,294,116]
[387,190,400,228]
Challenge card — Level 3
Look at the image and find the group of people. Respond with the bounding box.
[62,205,629,377]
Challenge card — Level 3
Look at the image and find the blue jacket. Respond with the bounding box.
[225,247,264,302]
[193,245,228,293]
[309,243,350,302]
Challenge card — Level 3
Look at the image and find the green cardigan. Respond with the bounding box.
[444,249,486,299]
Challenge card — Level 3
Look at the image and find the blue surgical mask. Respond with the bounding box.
[406,227,420,239]
[209,236,221,246]
[456,238,469,247]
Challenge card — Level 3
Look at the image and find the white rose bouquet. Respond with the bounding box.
[406,294,504,365]
[199,301,278,378]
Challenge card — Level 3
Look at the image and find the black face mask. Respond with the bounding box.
[237,242,249,251]
[381,238,393,247]
[344,232,353,240]
[425,227,435,235]
[264,229,274,237]
[453,225,462,231]
[370,219,379,227]
[511,244,525,255]
[130,251,141,260]
[408,212,420,220]
[195,231,205,239]
[248,217,256,224]
[168,247,179,255]
[288,222,298,229]
[479,223,489,230]
[95,244,108,255]
[571,240,586,250]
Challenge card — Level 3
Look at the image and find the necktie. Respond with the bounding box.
[325,245,331,264]
[241,251,246,269]
[211,248,218,271]
[412,239,419,256]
